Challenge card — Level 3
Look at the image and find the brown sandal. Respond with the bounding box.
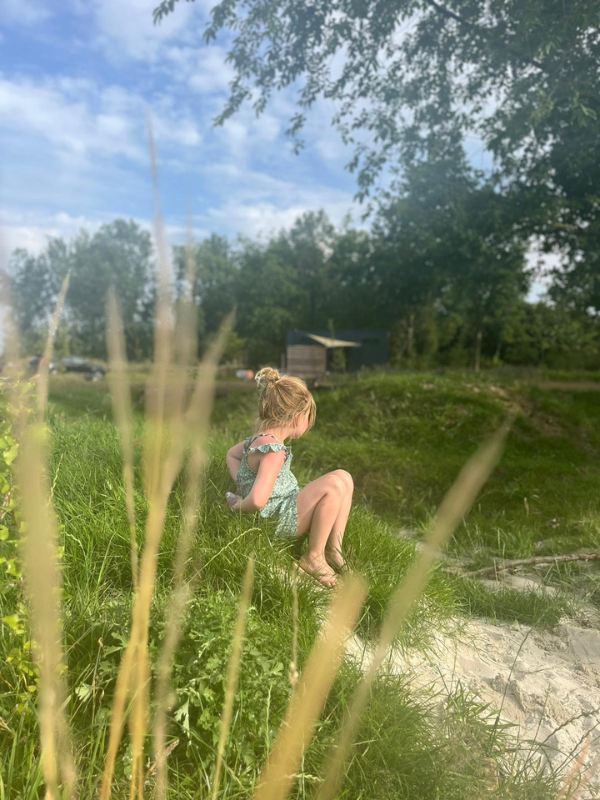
[296,559,338,589]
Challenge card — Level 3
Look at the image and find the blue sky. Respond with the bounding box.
[0,0,553,302]
[0,0,365,261]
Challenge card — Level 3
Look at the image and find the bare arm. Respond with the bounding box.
[226,442,245,483]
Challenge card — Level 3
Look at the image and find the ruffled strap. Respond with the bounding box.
[247,442,288,455]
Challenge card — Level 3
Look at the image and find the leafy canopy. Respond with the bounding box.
[154,0,599,210]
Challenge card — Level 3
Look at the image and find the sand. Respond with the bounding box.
[347,607,600,797]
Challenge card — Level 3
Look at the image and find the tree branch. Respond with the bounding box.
[456,552,599,579]
[422,0,545,71]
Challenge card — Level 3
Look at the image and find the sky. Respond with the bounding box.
[0,0,365,263]
[0,0,551,298]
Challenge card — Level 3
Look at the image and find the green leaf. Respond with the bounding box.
[2,614,23,632]
[75,683,92,701]
[3,444,19,466]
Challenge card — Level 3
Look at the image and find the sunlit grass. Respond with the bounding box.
[2,318,597,796]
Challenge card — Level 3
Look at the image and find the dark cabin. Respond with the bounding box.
[285,329,389,378]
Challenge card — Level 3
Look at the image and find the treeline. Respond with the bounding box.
[4,169,600,370]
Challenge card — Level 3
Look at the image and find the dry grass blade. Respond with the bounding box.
[142,114,173,502]
[1,272,24,385]
[36,272,70,422]
[11,274,75,799]
[127,119,179,800]
[289,577,299,690]
[101,150,233,796]
[151,230,198,800]
[153,312,234,799]
[315,422,510,800]
[210,555,256,800]
[18,425,76,800]
[253,574,368,800]
[102,124,175,800]
[558,741,600,800]
[106,289,138,592]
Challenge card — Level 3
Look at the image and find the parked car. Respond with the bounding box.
[29,355,59,374]
[61,356,106,381]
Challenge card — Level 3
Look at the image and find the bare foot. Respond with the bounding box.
[298,555,338,588]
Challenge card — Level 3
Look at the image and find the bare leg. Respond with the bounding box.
[325,471,353,570]
[296,474,345,587]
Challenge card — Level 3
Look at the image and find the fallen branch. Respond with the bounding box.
[459,553,599,579]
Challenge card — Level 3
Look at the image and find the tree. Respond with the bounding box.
[547,220,600,316]
[9,220,156,360]
[156,1,599,208]
[269,210,336,329]
[372,156,529,367]
[325,225,377,329]
[155,0,600,314]
[9,239,68,354]
[67,220,156,359]
[502,302,600,368]
[235,239,304,366]
[173,234,238,352]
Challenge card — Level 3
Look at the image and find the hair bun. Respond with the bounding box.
[255,367,280,395]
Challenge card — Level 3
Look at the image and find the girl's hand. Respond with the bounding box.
[226,492,241,511]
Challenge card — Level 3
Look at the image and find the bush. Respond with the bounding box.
[0,382,38,722]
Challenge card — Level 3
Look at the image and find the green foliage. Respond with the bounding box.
[166,593,290,776]
[7,199,600,371]
[9,219,156,360]
[447,577,574,629]
[0,385,38,721]
[1,374,584,798]
[327,320,346,373]
[155,0,600,318]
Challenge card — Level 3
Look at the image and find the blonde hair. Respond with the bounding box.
[254,367,316,433]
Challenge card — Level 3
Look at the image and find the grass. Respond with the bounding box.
[2,369,597,798]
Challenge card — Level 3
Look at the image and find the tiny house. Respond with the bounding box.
[284,329,389,379]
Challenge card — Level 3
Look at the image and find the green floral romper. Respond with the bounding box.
[236,434,300,539]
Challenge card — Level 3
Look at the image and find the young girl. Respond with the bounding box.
[225,367,353,588]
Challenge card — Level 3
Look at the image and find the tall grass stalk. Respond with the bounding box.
[315,422,510,800]
[14,285,76,799]
[211,555,255,800]
[557,741,590,799]
[126,123,175,799]
[101,131,233,798]
[289,578,299,690]
[18,425,76,800]
[151,232,198,800]
[153,313,234,798]
[106,289,139,592]
[101,126,178,798]
[253,574,368,800]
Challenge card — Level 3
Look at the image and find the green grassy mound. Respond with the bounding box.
[2,372,597,798]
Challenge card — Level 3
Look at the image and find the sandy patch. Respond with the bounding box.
[348,616,600,797]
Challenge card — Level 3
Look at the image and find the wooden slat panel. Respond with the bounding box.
[286,345,326,378]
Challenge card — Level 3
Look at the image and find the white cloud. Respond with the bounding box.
[0,76,144,163]
[0,210,211,265]
[213,105,282,162]
[0,75,202,165]
[166,45,235,95]
[202,196,358,241]
[92,0,210,62]
[198,168,358,239]
[0,211,107,263]
[315,132,348,162]
[0,0,52,27]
